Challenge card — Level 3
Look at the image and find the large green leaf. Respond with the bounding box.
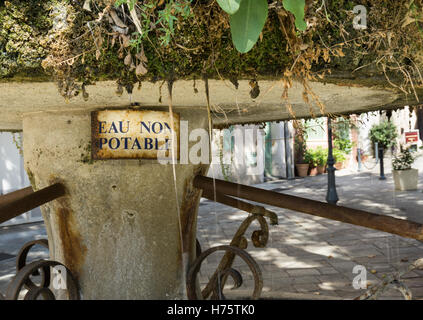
[283,0,307,31]
[217,0,241,15]
[229,0,268,53]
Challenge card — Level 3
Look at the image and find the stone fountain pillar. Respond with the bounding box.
[22,107,209,299]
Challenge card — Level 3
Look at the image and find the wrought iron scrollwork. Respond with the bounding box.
[186,245,263,300]
[5,260,79,300]
[3,239,79,300]
[16,239,49,288]
[195,238,202,260]
[355,258,423,300]
[187,205,278,300]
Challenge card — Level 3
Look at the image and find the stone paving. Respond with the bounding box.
[0,223,48,294]
[0,155,422,299]
[196,155,423,299]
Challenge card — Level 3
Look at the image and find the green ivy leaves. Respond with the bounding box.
[217,0,306,53]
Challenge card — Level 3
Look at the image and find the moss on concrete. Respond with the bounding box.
[25,167,36,190]
[1,0,422,95]
[0,1,309,83]
[0,0,54,78]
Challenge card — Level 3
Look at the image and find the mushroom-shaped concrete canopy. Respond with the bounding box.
[1,78,421,131]
[1,77,421,299]
[2,0,423,300]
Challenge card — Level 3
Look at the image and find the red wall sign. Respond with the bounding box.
[405,131,419,144]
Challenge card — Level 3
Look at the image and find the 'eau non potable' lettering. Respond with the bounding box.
[97,120,173,151]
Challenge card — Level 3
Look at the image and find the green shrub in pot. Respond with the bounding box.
[333,148,346,163]
[369,121,398,149]
[392,147,415,170]
[315,146,328,166]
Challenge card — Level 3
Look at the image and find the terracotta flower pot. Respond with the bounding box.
[343,155,351,168]
[295,164,309,177]
[309,167,318,176]
[334,162,343,170]
[317,165,325,174]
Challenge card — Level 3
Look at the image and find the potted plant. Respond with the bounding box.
[296,162,309,177]
[306,149,319,176]
[392,147,419,191]
[315,146,328,174]
[333,149,347,170]
[294,123,309,177]
[334,137,353,167]
[369,121,398,156]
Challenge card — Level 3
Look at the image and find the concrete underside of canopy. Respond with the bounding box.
[0,79,420,131]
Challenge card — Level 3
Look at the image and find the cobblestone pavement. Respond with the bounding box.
[1,156,423,299]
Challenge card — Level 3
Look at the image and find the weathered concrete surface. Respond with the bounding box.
[22,107,209,299]
[0,79,406,131]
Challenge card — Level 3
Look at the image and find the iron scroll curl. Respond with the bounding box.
[186,245,263,300]
[4,239,80,300]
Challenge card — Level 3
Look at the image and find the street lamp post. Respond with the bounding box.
[378,145,386,180]
[326,117,339,205]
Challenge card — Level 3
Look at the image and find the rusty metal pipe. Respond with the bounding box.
[0,183,66,225]
[202,190,258,214]
[0,187,33,207]
[194,175,423,241]
[202,190,278,225]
